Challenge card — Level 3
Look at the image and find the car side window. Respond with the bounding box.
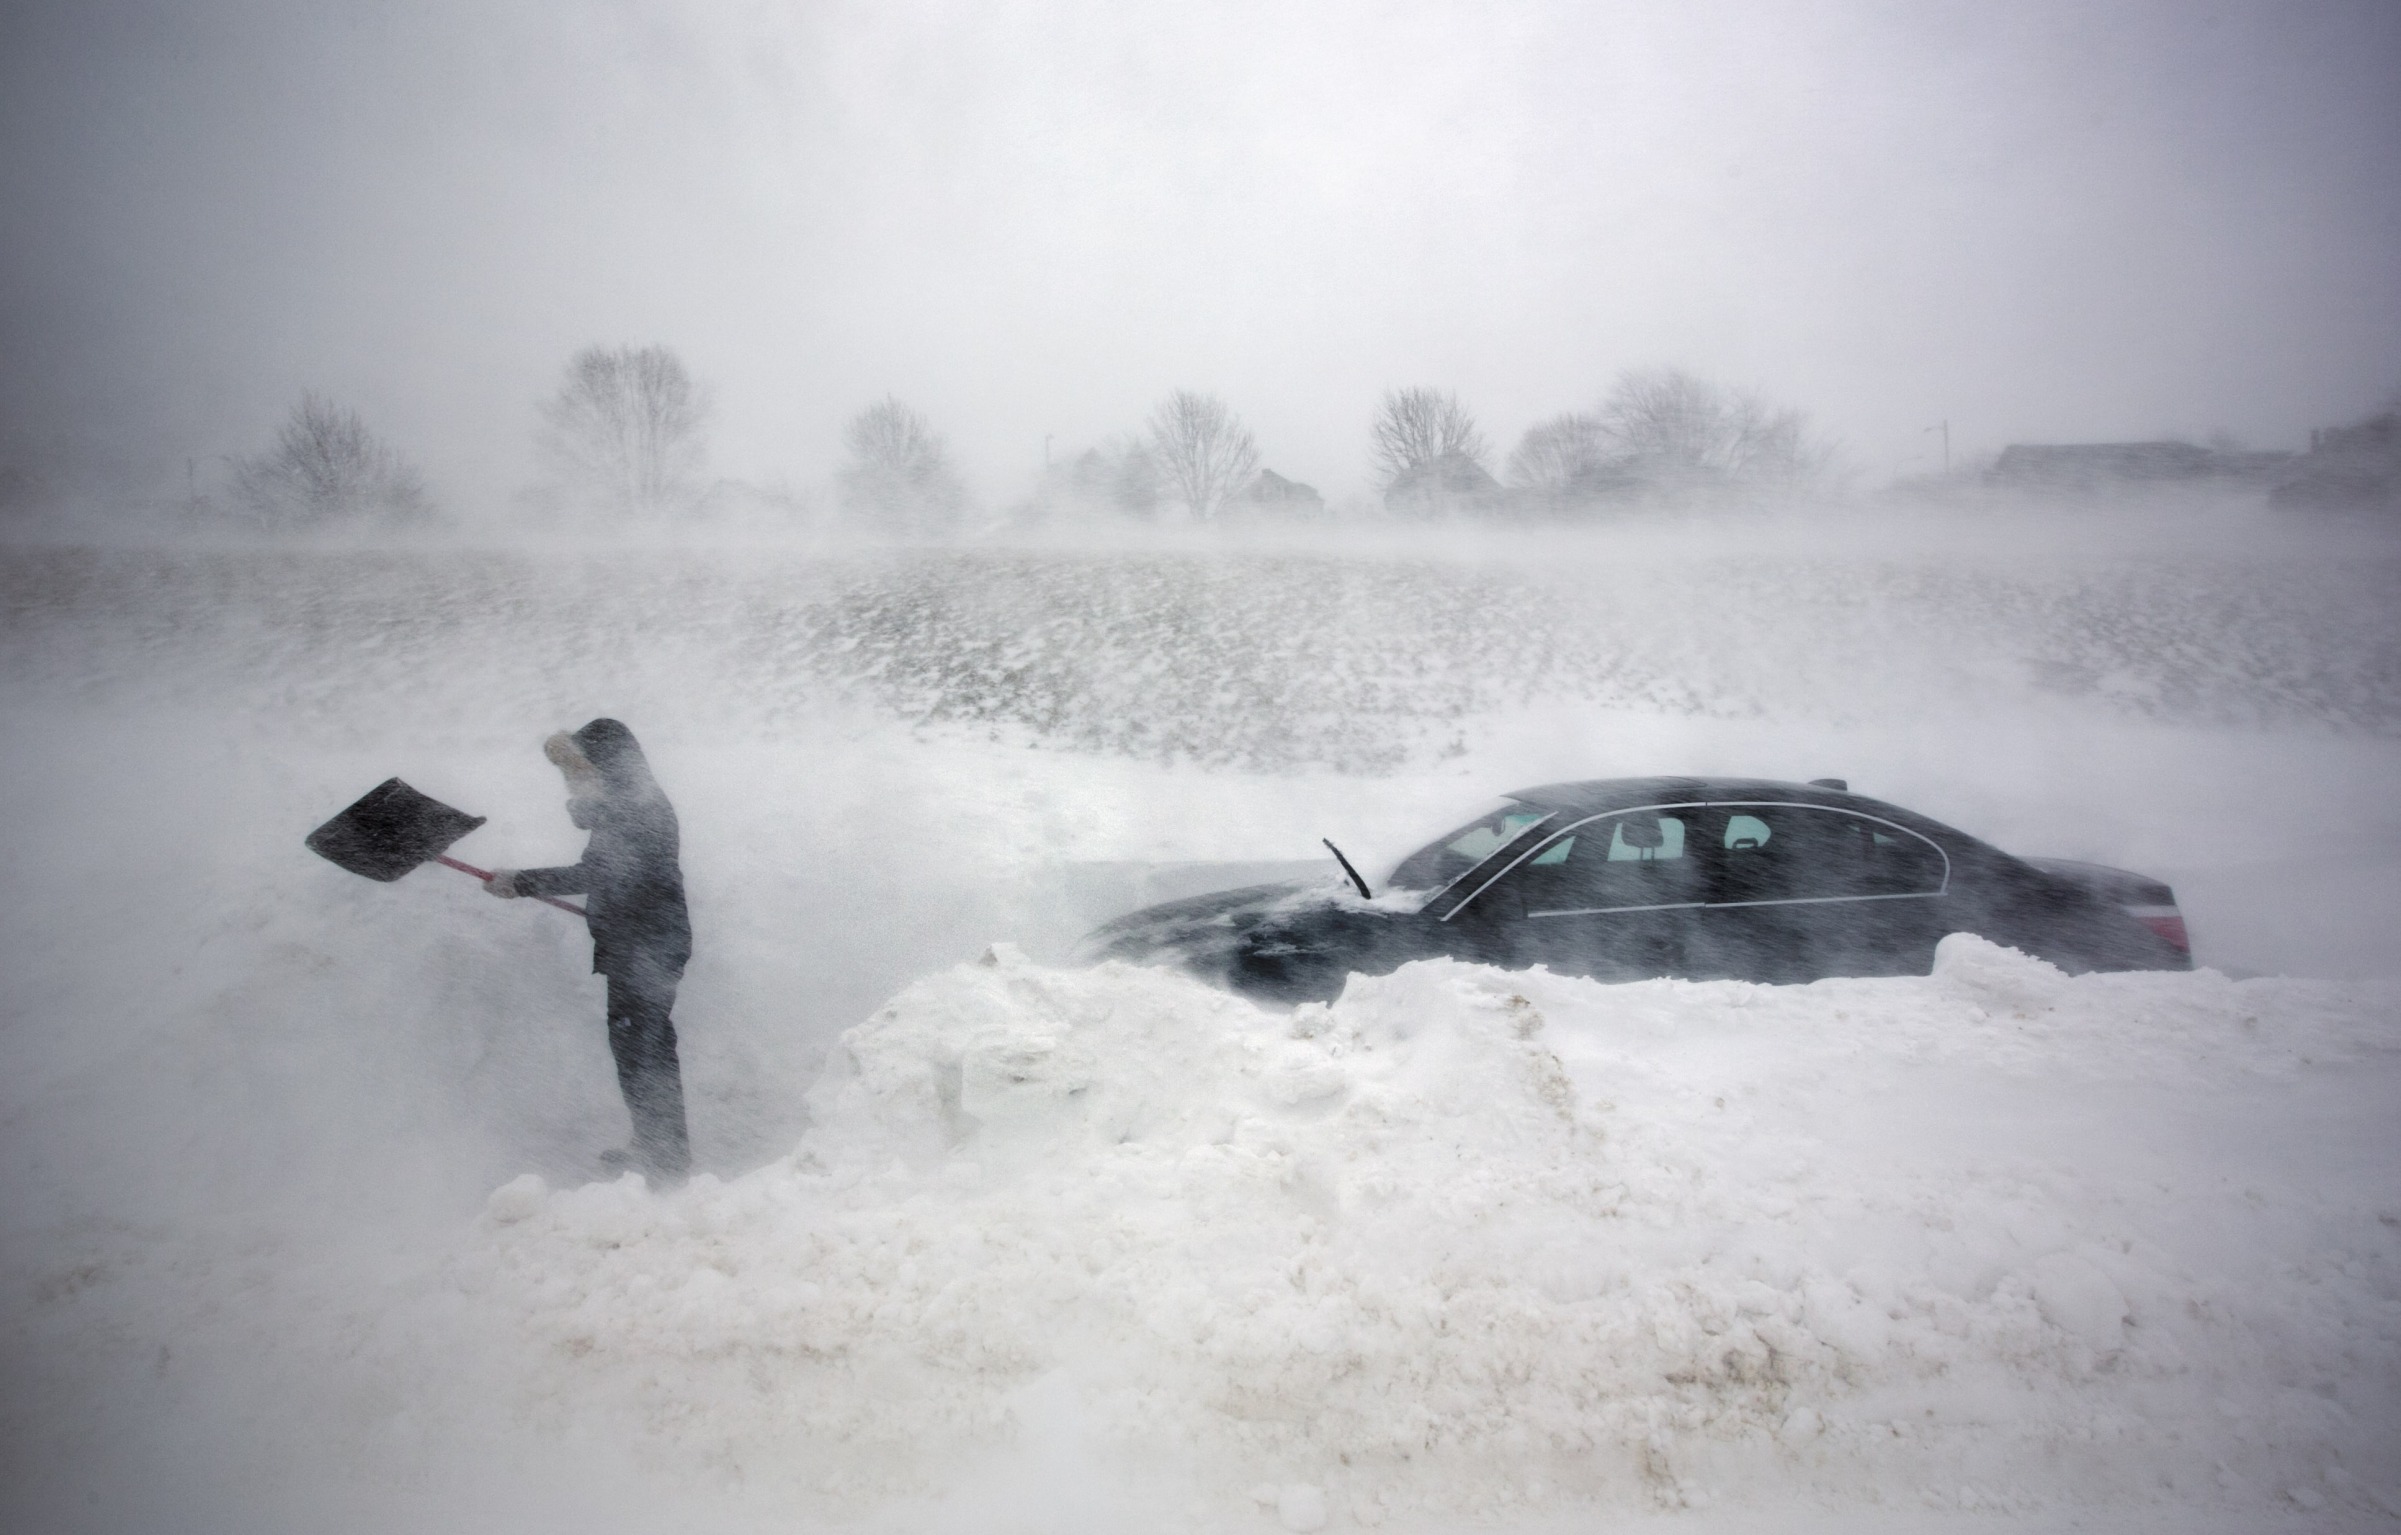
[1388,805,1554,892]
[1509,811,1704,915]
[1450,811,1551,863]
[1711,806,1946,903]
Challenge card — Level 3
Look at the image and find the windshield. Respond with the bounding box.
[1385,800,1554,892]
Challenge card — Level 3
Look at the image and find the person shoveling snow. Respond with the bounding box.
[305,718,695,1184]
[482,719,695,1184]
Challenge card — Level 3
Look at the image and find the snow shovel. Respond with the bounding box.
[306,778,587,917]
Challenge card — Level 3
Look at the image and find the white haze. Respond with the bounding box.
[2,1,2397,511]
[4,2,2401,1532]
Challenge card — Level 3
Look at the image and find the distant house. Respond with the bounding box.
[1989,440,2295,492]
[1239,467,1327,518]
[1558,462,1650,502]
[2272,412,2400,512]
[1990,441,2213,487]
[1501,461,1652,519]
[1384,452,1504,515]
[1037,443,1159,519]
[2206,450,2300,487]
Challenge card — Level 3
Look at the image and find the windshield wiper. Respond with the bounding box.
[1323,838,1373,900]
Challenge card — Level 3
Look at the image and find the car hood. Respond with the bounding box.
[1079,879,1330,966]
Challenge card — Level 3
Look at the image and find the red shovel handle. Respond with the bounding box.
[435,855,588,918]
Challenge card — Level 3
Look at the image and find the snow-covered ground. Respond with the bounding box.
[3,512,2398,1532]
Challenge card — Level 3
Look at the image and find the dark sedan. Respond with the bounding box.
[1083,777,2192,1003]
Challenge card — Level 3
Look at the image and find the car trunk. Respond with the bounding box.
[2021,856,2189,956]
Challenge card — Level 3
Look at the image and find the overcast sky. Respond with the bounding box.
[4,0,2398,508]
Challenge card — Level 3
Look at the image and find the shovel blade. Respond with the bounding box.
[306,778,487,882]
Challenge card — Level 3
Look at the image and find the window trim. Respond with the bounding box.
[1408,807,1558,910]
[1433,799,1707,921]
[1438,800,1951,922]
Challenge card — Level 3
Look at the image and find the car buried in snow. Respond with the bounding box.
[1081,777,2192,1004]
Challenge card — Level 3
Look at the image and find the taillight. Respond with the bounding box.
[2126,905,2189,952]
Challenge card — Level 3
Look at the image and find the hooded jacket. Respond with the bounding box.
[512,719,693,977]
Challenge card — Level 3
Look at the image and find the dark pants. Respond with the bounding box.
[605,964,690,1179]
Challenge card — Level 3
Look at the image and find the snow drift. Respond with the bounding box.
[459,938,2401,1526]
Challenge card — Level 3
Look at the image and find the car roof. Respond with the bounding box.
[1502,776,1862,815]
[1496,776,1996,857]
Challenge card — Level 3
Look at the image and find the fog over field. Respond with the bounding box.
[4,3,2400,1533]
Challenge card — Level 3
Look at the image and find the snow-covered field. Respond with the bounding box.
[3,510,2398,1532]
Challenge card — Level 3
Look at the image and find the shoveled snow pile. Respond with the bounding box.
[465,936,2401,1526]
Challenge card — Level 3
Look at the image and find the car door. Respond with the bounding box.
[1689,803,1952,981]
[1451,807,1711,981]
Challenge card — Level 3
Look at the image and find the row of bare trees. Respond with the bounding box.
[216,352,1830,532]
[222,345,711,531]
[1370,369,1836,516]
[225,347,988,534]
[1031,390,1306,523]
[1052,372,1835,524]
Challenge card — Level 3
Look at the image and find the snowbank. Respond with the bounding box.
[462,938,2401,1527]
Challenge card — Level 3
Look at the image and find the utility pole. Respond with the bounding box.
[1925,420,1951,474]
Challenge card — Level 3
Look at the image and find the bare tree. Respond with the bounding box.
[1369,387,1489,491]
[839,397,967,534]
[231,393,429,529]
[538,345,707,517]
[1593,367,1831,492]
[1722,394,1826,485]
[1146,390,1259,520]
[1506,411,1611,495]
[1595,368,1727,474]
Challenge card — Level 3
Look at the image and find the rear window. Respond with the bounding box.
[1713,805,1948,902]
